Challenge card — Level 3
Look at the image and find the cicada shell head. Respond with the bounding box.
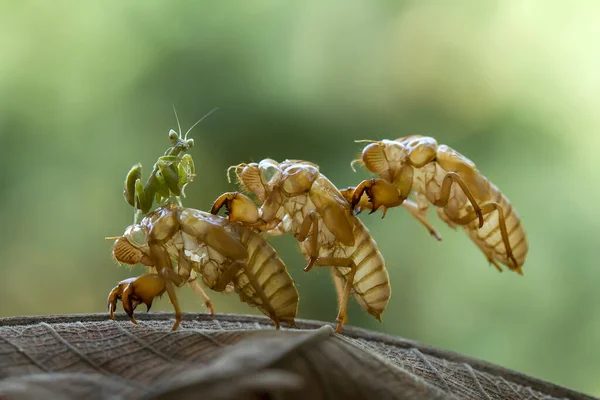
[112,225,151,266]
[112,236,144,265]
[281,162,318,196]
[258,159,282,188]
[228,162,266,201]
[359,140,408,180]
[398,136,438,168]
[280,159,319,170]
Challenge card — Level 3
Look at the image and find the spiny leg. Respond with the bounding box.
[160,267,183,331]
[445,202,520,274]
[432,172,485,228]
[294,211,320,272]
[401,199,442,241]
[150,244,185,330]
[107,273,167,324]
[346,184,441,240]
[188,278,215,316]
[210,191,280,232]
[350,178,404,216]
[344,186,389,217]
[330,269,348,325]
[176,250,214,312]
[309,257,357,333]
[213,260,245,292]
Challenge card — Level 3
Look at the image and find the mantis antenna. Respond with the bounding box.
[184,107,220,141]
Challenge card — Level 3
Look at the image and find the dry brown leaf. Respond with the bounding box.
[0,313,593,400]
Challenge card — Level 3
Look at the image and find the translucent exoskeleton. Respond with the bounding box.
[211,159,391,333]
[107,202,299,331]
[347,136,528,275]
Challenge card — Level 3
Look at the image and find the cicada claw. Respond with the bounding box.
[351,178,404,215]
[107,274,167,325]
[211,192,260,224]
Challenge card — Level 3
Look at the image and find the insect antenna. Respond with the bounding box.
[226,163,247,184]
[172,104,183,137]
[354,139,379,144]
[184,106,220,141]
[350,157,364,172]
[105,236,121,241]
[226,165,237,184]
[351,139,379,171]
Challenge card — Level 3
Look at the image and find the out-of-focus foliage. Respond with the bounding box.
[0,0,598,396]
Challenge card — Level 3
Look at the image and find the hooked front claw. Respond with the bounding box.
[339,187,361,214]
[351,178,404,216]
[107,274,167,325]
[211,192,260,224]
[210,192,234,215]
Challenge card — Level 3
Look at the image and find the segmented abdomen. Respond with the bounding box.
[415,163,527,270]
[233,225,299,325]
[333,219,391,321]
[466,183,528,268]
[287,196,391,321]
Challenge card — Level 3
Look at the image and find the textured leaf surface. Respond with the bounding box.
[0,313,594,400]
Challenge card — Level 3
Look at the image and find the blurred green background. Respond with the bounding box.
[1,0,599,396]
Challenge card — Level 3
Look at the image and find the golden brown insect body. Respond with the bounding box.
[108,202,299,330]
[348,136,528,274]
[211,159,391,333]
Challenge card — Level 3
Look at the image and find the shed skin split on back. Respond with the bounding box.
[346,136,528,275]
[211,159,391,333]
[107,202,299,331]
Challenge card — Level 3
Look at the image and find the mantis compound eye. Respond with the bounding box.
[168,129,179,145]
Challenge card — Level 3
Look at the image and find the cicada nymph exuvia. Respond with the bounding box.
[107,202,299,331]
[211,159,391,333]
[346,136,528,275]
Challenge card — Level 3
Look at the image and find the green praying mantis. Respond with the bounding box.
[122,107,218,223]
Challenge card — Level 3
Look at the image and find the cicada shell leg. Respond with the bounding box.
[450,202,522,275]
[350,178,403,217]
[106,274,168,324]
[188,279,215,316]
[310,256,358,334]
[432,172,485,228]
[161,269,183,331]
[330,269,348,325]
[401,199,442,241]
[213,260,245,292]
[294,210,320,272]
